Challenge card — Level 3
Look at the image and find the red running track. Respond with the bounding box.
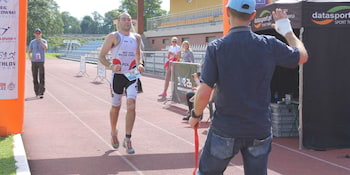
[23,59,350,175]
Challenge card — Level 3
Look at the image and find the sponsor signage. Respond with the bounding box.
[252,2,350,31]
[171,62,200,105]
[252,2,301,31]
[0,0,18,99]
[304,3,350,27]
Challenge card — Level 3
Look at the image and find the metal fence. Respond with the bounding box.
[143,51,205,77]
[60,50,206,78]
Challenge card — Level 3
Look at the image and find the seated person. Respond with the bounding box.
[183,72,201,120]
[183,72,216,120]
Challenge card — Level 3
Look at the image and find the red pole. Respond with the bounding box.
[137,0,144,34]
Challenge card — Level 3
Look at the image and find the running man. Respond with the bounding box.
[99,12,144,154]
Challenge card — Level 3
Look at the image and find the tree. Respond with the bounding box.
[80,15,95,34]
[27,0,64,44]
[102,10,120,33]
[118,0,137,18]
[91,11,104,34]
[118,0,167,31]
[61,12,81,34]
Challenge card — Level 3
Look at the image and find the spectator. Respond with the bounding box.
[159,37,181,97]
[181,41,194,63]
[189,0,308,174]
[27,28,48,99]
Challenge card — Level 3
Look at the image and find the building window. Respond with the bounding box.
[152,40,155,44]
[182,37,190,43]
[163,39,169,44]
[206,36,216,43]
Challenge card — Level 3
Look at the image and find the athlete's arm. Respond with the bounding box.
[135,34,144,73]
[99,33,120,72]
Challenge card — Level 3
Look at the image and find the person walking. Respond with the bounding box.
[98,12,144,154]
[189,0,308,174]
[158,37,181,97]
[27,28,48,99]
[181,40,194,63]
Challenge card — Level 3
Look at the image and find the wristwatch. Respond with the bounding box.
[191,109,202,119]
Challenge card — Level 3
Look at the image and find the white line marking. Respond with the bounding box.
[46,72,350,172]
[273,142,350,171]
[27,73,144,175]
[46,90,145,175]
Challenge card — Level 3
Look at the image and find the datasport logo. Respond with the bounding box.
[311,6,350,25]
[254,9,296,29]
[254,10,272,29]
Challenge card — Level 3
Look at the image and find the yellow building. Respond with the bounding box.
[169,0,221,14]
[144,0,273,51]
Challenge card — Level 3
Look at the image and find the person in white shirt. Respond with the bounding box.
[159,37,181,97]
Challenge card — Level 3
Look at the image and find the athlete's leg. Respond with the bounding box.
[110,73,124,148]
[125,98,136,136]
[123,81,138,154]
[110,105,121,137]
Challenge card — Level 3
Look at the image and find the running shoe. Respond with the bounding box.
[158,92,167,97]
[123,138,135,154]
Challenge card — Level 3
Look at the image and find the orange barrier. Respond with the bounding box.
[0,0,27,136]
[223,0,230,36]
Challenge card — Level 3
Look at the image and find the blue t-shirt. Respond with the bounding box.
[29,39,48,62]
[201,26,299,139]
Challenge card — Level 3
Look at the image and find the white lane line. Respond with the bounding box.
[46,90,145,175]
[27,73,144,175]
[46,72,350,172]
[273,142,350,171]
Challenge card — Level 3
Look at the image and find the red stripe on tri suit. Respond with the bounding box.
[129,60,136,70]
[112,59,121,65]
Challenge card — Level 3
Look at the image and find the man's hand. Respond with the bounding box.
[111,64,121,72]
[137,64,145,73]
[272,8,293,36]
[189,117,200,128]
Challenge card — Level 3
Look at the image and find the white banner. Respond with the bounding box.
[0,0,19,99]
[80,56,86,73]
[97,61,106,79]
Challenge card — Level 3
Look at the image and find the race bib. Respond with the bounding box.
[35,53,41,60]
[124,69,141,81]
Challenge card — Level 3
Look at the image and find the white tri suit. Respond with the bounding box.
[110,32,139,107]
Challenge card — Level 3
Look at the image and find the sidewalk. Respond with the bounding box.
[21,59,350,175]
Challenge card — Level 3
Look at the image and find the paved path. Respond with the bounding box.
[23,59,350,175]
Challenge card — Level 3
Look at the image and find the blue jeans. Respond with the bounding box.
[197,126,272,175]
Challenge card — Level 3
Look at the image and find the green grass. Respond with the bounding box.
[45,52,64,59]
[0,135,16,175]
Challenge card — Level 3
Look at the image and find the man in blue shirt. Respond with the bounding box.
[189,0,308,174]
[28,28,48,98]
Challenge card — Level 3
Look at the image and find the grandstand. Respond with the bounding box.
[60,40,104,63]
[144,1,223,51]
[148,5,222,30]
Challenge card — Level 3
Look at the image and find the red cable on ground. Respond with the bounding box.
[193,124,199,175]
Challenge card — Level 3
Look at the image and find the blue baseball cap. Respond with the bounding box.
[226,0,256,14]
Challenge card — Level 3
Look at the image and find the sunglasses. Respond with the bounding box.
[35,32,41,34]
[172,40,177,43]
